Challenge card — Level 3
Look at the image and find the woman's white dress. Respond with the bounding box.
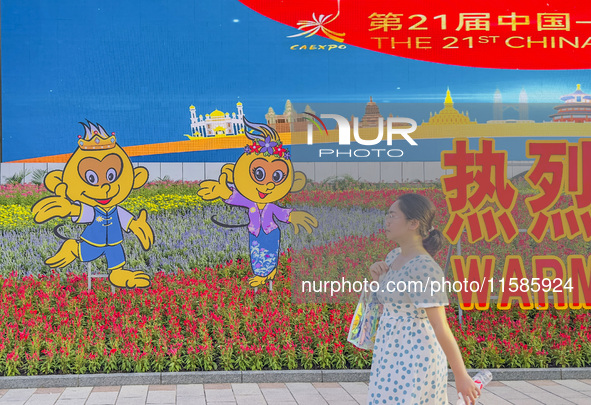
[367,248,450,404]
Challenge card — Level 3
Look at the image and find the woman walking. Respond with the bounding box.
[367,193,480,404]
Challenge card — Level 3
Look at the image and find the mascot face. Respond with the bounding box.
[60,140,144,210]
[234,152,294,204]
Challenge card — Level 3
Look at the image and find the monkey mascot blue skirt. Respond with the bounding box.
[249,227,280,277]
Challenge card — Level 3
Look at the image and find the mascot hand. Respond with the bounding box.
[289,211,318,234]
[128,209,154,250]
[31,183,75,223]
[197,172,232,200]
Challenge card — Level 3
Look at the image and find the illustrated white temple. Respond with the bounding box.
[187,102,245,138]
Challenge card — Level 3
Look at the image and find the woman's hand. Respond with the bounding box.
[455,372,481,405]
[369,261,389,282]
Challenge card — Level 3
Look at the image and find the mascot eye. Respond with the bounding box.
[272,170,285,183]
[106,168,118,183]
[253,167,266,182]
[85,170,99,185]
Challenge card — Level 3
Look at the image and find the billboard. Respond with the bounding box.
[3,0,590,164]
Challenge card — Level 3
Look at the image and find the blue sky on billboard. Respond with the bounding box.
[1,0,589,161]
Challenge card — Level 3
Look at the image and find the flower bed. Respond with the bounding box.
[1,261,591,376]
[0,203,383,276]
[1,181,590,375]
[0,261,371,375]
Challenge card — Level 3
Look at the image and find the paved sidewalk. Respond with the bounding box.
[1,380,591,404]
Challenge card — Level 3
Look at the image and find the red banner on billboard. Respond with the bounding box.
[241,0,591,69]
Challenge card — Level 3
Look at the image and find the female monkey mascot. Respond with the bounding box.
[198,118,318,289]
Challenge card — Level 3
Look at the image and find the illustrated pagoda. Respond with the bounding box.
[550,84,591,123]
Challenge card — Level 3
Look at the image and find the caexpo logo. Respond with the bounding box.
[304,112,418,159]
[286,0,345,43]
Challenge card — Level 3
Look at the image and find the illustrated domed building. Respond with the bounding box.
[550,84,591,123]
[266,100,315,132]
[423,88,477,125]
[188,102,245,138]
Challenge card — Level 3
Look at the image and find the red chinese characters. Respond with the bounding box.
[441,138,519,244]
[525,139,591,242]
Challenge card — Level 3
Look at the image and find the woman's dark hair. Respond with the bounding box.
[397,193,445,257]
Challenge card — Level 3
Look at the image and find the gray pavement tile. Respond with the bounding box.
[234,394,267,405]
[260,388,295,403]
[324,402,357,405]
[338,382,367,396]
[258,383,286,389]
[476,392,513,405]
[540,381,590,399]
[503,381,573,404]
[483,384,534,401]
[288,395,328,405]
[286,384,328,405]
[349,393,366,404]
[554,379,591,392]
[114,398,146,405]
[206,402,237,405]
[145,390,175,404]
[0,389,37,404]
[231,384,262,396]
[56,388,92,401]
[264,403,296,405]
[205,389,235,402]
[447,384,457,401]
[117,385,148,399]
[24,393,60,405]
[529,380,560,387]
[0,389,37,400]
[176,384,205,398]
[176,397,207,405]
[54,400,88,405]
[287,383,334,404]
[569,397,591,405]
[285,383,318,395]
[312,383,340,389]
[476,390,514,405]
[84,391,119,405]
[314,386,355,402]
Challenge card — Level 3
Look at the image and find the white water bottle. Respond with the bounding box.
[456,370,492,405]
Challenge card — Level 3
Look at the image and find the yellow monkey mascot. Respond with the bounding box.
[31,121,154,289]
[198,117,318,289]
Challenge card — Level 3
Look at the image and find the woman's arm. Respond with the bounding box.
[425,306,481,405]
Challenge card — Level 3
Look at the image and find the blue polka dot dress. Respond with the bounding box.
[367,248,450,405]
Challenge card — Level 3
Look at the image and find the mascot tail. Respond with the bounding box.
[210,215,249,229]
